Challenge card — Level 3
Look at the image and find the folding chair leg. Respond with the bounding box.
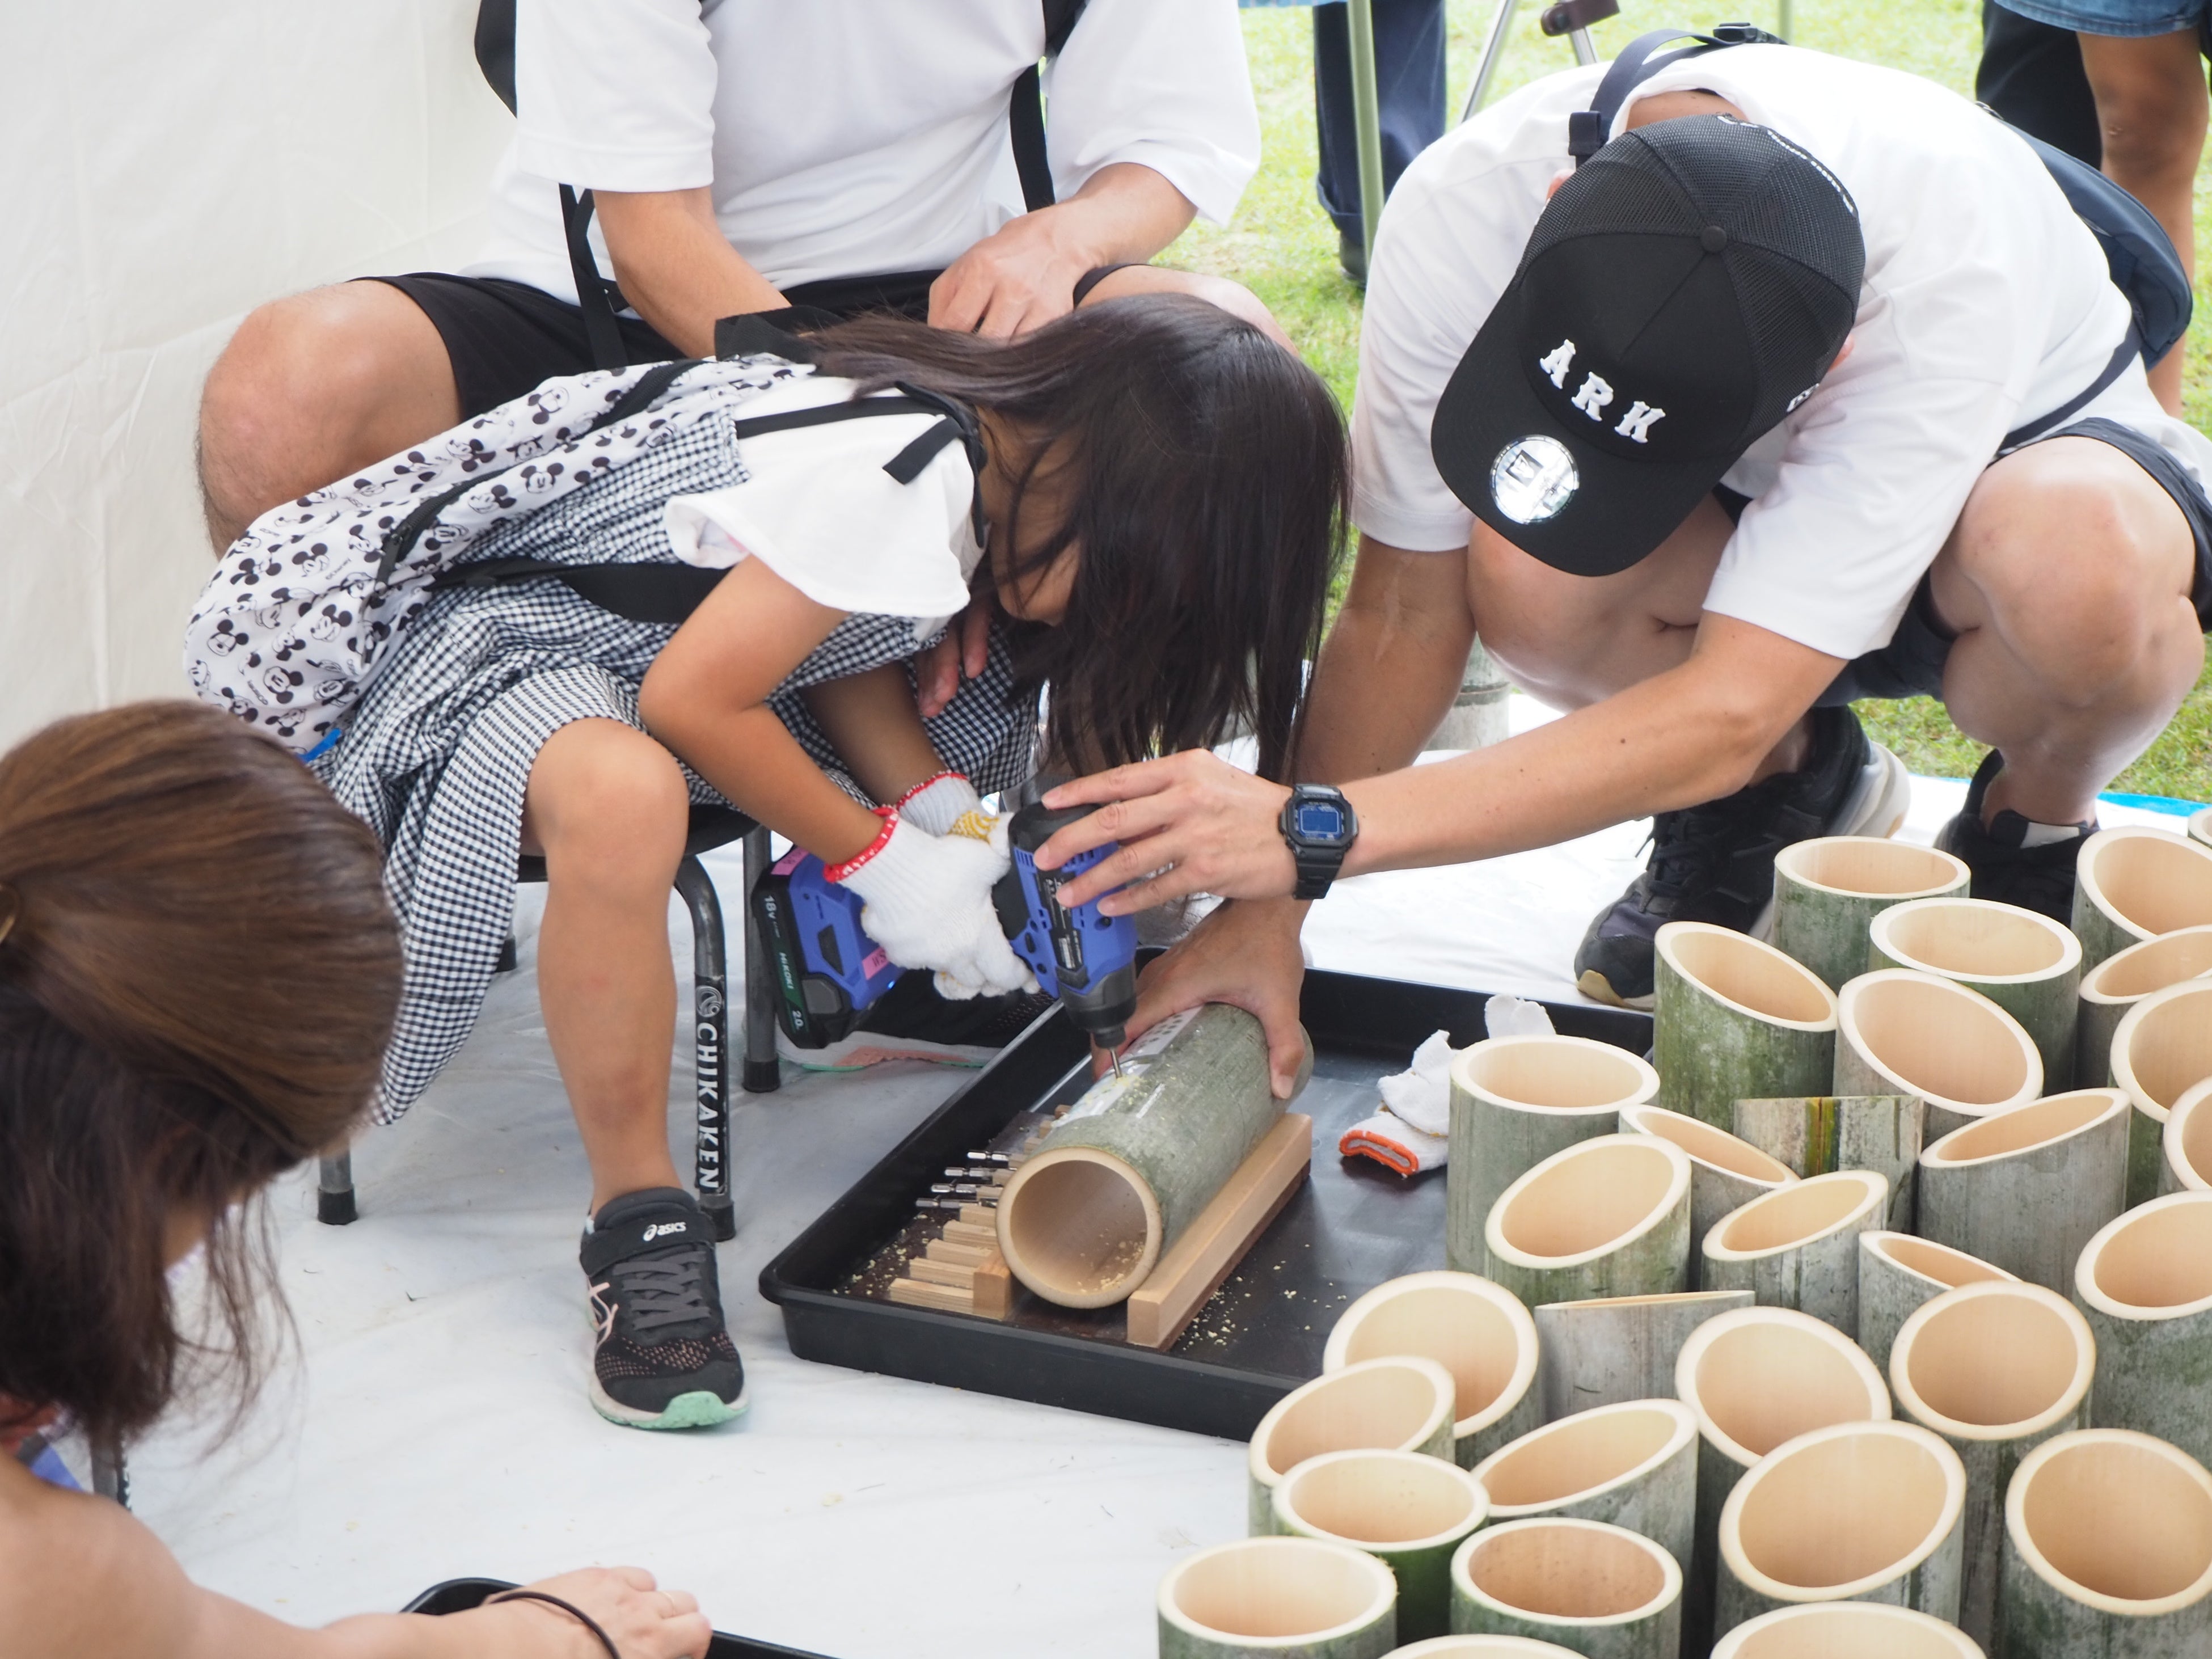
[317,1147,357,1225]
[740,824,782,1096]
[673,852,736,1242]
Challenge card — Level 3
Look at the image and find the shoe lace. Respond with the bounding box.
[605,1251,712,1335]
[1645,810,1738,901]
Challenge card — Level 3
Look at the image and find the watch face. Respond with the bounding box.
[1293,800,1347,843]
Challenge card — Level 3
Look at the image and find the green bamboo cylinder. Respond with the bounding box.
[1323,1272,1541,1470]
[1529,1290,1751,1422]
[1709,1603,1984,1658]
[2163,1077,2212,1195]
[1654,923,1838,1128]
[2109,979,2212,1209]
[1159,1536,1399,1659]
[1468,1399,1699,1576]
[1482,1135,1692,1309]
[1699,1170,1890,1335]
[1855,1231,2017,1378]
[1449,1519,1683,1659]
[1770,837,1970,994]
[2193,806,2211,851]
[1916,1091,2130,1291]
[1834,970,2041,1142]
[1732,1095,1923,1233]
[1868,898,2082,1093]
[1384,1639,1582,1658]
[2074,925,2212,1089]
[1247,1357,1459,1536]
[1429,636,1512,752]
[1618,1105,1796,1287]
[2072,1192,2212,1470]
[2071,826,2212,972]
[1273,1450,1489,1644]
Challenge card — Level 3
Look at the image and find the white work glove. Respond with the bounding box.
[827,809,1038,1001]
[1339,1000,1555,1177]
[893,771,982,837]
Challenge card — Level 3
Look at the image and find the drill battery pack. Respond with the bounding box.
[749,846,900,1048]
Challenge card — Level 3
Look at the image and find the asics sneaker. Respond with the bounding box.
[776,970,1053,1071]
[581,1187,748,1430]
[1934,749,2095,924]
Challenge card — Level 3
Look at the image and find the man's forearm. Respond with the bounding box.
[595,186,786,356]
[1298,537,1476,785]
[1045,162,1196,267]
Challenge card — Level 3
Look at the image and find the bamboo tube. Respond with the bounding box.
[1273,1449,1490,1644]
[1449,1519,1683,1659]
[2071,825,2212,972]
[1446,1036,1661,1274]
[1470,1399,1699,1576]
[1834,970,2042,1141]
[1674,1307,1893,1655]
[1716,1421,1966,1636]
[1996,1428,2212,1658]
[2072,1192,2212,1468]
[1531,1290,1751,1422]
[1159,1535,1400,1659]
[1856,1231,2017,1378]
[1732,1095,1924,1232]
[1482,1135,1693,1308]
[1770,837,1971,994]
[2074,924,2212,1088]
[1619,1106,1796,1286]
[1708,1603,1985,1659]
[1654,923,1839,1127]
[1247,1357,1458,1536]
[2109,979,2212,1208]
[2193,806,2211,851]
[1916,1092,2130,1291]
[1383,1639,1581,1658]
[997,1005,1289,1308]
[1700,1170,1889,1335]
[1869,898,2082,1092]
[2162,1077,2212,1194]
[1323,1272,1541,1470]
[1888,1282,2095,1649]
[1429,636,1512,752]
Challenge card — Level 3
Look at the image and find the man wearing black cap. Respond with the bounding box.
[1034,39,2212,1090]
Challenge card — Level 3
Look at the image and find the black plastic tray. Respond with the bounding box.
[405,1578,830,1657]
[760,969,1652,1442]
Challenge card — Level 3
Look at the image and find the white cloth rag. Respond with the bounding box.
[1338,997,1556,1177]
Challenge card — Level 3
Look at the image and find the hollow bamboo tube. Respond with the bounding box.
[1323,1272,1541,1470]
[1447,1036,1661,1274]
[1159,1535,1400,1659]
[2073,924,2212,1089]
[1531,1291,1751,1422]
[1674,1307,1893,1656]
[1273,1449,1490,1643]
[1482,1135,1693,1308]
[1448,1519,1683,1659]
[1869,898,2083,1093]
[1619,1106,1796,1286]
[1731,1094,1924,1232]
[998,1004,1286,1308]
[2071,825,2212,972]
[1716,1420,1967,1637]
[1654,923,1839,1127]
[2162,1077,2212,1194]
[1856,1231,2017,1378]
[2108,979,2212,1208]
[1888,1282,2095,1649]
[1470,1399,1699,1576]
[1382,1639,1582,1658]
[1996,1428,2212,1658]
[1247,1357,1458,1536]
[1770,837,1972,995]
[1708,1603,1986,1659]
[1834,970,2042,1141]
[2072,1191,2212,1468]
[1699,1170,1890,1335]
[1916,1091,2130,1291]
[2194,805,2211,851]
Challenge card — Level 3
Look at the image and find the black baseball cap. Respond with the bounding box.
[1431,113,1865,575]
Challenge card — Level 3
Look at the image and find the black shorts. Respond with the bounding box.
[1715,415,2212,707]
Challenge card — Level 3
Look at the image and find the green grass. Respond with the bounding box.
[1166,1,2212,802]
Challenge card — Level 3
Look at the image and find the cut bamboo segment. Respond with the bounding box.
[2194,806,2211,851]
[1323,1272,1541,1470]
[1380,1639,1581,1658]
[1448,1518,1683,1659]
[2109,979,2212,1208]
[1834,970,2042,1141]
[1869,898,2083,1092]
[1482,1135,1693,1308]
[1916,1092,2130,1291]
[1469,1399,1699,1575]
[1856,1232,2017,1377]
[1446,1036,1661,1274]
[1700,1170,1889,1335]
[1619,1105,1796,1286]
[1674,1307,1893,1656]
[1272,1449,1489,1643]
[1654,923,1839,1128]
[998,1005,1287,1308]
[2071,825,2212,971]
[1716,1420,1966,1636]
[2072,1191,2212,1468]
[1733,1094,1924,1232]
[2074,924,2212,1088]
[1888,1282,2095,1649]
[1531,1291,1751,1422]
[2162,1077,2212,1194]
[1246,1356,1458,1536]
[1997,1429,2212,1658]
[1159,1535,1399,1659]
[1709,1603,1985,1659]
[1770,838,1972,994]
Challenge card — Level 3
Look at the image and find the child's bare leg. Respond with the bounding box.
[521,719,688,1210]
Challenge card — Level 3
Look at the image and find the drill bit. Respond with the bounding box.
[1109,1046,1124,1077]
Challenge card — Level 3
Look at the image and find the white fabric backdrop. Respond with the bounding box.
[0,2,513,749]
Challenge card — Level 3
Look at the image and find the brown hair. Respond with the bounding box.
[0,701,399,1447]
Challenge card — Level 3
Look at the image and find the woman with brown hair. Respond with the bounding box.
[0,702,707,1657]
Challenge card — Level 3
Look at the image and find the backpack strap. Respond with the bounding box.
[2000,328,2142,450]
[1011,0,1092,212]
[1570,24,1780,167]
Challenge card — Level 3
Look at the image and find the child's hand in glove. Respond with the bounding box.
[826,809,1037,999]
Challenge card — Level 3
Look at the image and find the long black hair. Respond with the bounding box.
[813,294,1348,780]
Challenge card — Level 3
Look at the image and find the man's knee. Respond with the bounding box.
[527,723,690,884]
[204,284,421,459]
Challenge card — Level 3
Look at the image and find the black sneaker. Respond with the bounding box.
[1340,229,1367,288]
[581,1188,748,1430]
[1576,706,1911,1008]
[1934,749,2095,923]
[777,970,1054,1071]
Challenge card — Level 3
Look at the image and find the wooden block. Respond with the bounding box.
[942,1219,998,1249]
[972,1255,1012,1320]
[926,1238,993,1268]
[888,1277,974,1314]
[910,1256,979,1290]
[1125,1113,1312,1350]
[958,1203,997,1227]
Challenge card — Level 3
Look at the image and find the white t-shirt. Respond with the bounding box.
[467,0,1261,301]
[1352,45,2212,662]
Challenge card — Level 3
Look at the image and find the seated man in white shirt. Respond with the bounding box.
[1028,36,2211,1084]
[195,0,1267,548]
